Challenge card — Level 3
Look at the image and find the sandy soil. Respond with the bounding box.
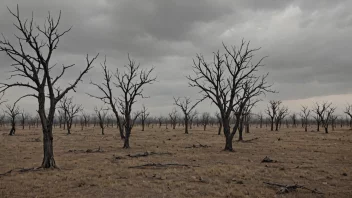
[0,125,351,198]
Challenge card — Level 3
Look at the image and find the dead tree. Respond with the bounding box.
[94,107,108,135]
[189,111,198,129]
[20,109,29,130]
[215,112,222,135]
[174,97,203,134]
[344,104,352,128]
[58,97,82,135]
[187,40,273,151]
[201,112,210,131]
[169,108,178,129]
[275,106,288,131]
[266,100,281,131]
[290,113,297,128]
[300,106,310,132]
[81,111,90,128]
[313,102,336,133]
[0,6,98,168]
[115,55,155,148]
[140,105,150,131]
[88,57,125,139]
[4,102,20,136]
[157,116,163,128]
[258,112,263,128]
[0,114,6,127]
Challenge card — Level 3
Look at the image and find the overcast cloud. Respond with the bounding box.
[1,0,352,116]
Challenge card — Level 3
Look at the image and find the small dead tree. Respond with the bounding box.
[169,108,178,129]
[187,40,273,151]
[313,102,336,133]
[115,55,156,148]
[140,105,150,131]
[174,97,203,134]
[275,106,289,131]
[4,101,20,136]
[300,106,310,132]
[94,107,108,135]
[290,113,297,128]
[266,100,281,131]
[201,112,210,131]
[58,97,83,135]
[344,104,352,128]
[0,6,98,168]
[20,109,29,130]
[81,111,91,128]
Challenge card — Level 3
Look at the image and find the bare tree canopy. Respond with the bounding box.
[187,40,273,151]
[0,5,98,168]
[94,106,108,135]
[174,97,203,134]
[58,96,82,135]
[300,106,311,132]
[313,102,336,134]
[4,101,21,136]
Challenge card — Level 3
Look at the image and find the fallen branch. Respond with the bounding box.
[242,137,259,143]
[185,142,210,148]
[263,182,323,194]
[127,151,172,158]
[128,163,199,169]
[0,169,12,177]
[261,156,277,163]
[68,146,104,153]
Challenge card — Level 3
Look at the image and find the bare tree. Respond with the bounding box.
[140,105,150,131]
[20,109,30,130]
[115,55,156,148]
[58,97,82,135]
[174,97,203,134]
[88,57,125,139]
[4,101,20,135]
[187,40,273,151]
[313,102,336,133]
[215,112,222,135]
[0,6,98,168]
[300,106,310,132]
[344,104,352,128]
[81,111,91,128]
[94,107,108,135]
[290,113,297,128]
[258,112,263,128]
[0,113,6,127]
[201,112,210,131]
[157,116,163,128]
[266,100,281,131]
[274,106,289,131]
[169,108,178,129]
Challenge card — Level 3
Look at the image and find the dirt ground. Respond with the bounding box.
[0,124,351,198]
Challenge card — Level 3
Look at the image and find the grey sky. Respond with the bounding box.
[1,0,352,116]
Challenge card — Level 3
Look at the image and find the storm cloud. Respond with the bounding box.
[1,0,352,115]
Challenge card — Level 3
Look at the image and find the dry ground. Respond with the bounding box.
[0,124,351,198]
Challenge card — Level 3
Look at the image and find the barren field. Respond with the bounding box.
[0,125,351,198]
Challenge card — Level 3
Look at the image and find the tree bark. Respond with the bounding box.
[41,127,56,168]
[123,128,130,148]
[218,122,222,135]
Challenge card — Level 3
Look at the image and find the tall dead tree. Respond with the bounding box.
[58,97,82,135]
[187,40,273,151]
[290,113,297,128]
[0,6,98,168]
[313,102,336,133]
[201,112,210,131]
[344,104,352,128]
[169,108,178,129]
[274,106,289,131]
[20,109,29,130]
[88,57,125,139]
[115,55,155,148]
[174,97,203,134]
[300,106,310,132]
[4,102,20,136]
[266,100,281,131]
[140,105,150,131]
[94,107,108,135]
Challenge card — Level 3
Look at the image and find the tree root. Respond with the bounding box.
[127,151,172,158]
[263,181,323,194]
[128,163,199,169]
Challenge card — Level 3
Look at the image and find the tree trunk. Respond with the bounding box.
[142,120,145,131]
[123,128,130,148]
[101,127,104,135]
[41,127,56,168]
[9,128,15,136]
[325,127,328,134]
[270,119,274,131]
[218,122,222,135]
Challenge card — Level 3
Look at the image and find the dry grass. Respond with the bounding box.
[0,125,351,198]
